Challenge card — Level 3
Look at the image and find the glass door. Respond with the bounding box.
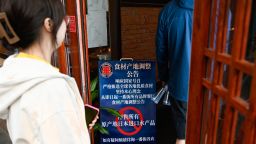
[187,0,256,143]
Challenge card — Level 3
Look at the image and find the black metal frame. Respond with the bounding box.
[0,46,10,59]
[109,0,122,60]
[0,53,8,59]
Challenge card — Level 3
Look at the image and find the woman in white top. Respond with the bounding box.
[0,0,91,143]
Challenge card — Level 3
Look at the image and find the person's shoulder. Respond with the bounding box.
[43,77,68,87]
[160,1,176,17]
[163,1,176,10]
[22,77,72,103]
[19,77,77,124]
[32,77,68,91]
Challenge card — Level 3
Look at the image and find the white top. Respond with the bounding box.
[0,54,91,144]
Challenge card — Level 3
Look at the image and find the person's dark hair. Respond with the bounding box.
[0,0,65,51]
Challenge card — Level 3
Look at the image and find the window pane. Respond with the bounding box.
[240,74,252,101]
[234,113,245,144]
[224,0,237,54]
[222,64,229,88]
[208,0,220,50]
[204,57,214,81]
[216,98,226,144]
[245,0,256,62]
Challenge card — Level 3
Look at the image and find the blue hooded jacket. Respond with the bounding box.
[156,0,194,102]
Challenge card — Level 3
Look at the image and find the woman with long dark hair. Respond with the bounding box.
[0,0,91,143]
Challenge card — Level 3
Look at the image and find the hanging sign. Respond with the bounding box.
[67,16,76,33]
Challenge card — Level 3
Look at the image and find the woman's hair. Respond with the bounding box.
[0,0,65,51]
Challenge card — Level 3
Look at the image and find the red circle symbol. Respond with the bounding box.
[100,62,113,78]
[115,106,144,136]
[102,65,111,75]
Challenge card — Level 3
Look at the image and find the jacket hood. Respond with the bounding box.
[0,55,68,119]
[177,0,194,10]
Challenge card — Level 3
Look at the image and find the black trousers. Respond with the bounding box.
[170,97,187,139]
[157,97,187,144]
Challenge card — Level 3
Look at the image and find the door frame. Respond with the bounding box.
[186,0,256,143]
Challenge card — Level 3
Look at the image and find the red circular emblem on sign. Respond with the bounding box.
[115,106,144,136]
[100,62,113,78]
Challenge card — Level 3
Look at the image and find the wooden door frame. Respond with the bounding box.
[186,0,211,143]
[61,0,94,143]
[187,0,256,143]
[60,0,91,104]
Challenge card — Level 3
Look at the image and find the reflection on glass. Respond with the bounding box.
[208,0,220,49]
[234,113,245,144]
[222,64,229,88]
[216,98,225,144]
[225,0,236,54]
[240,74,252,101]
[245,0,256,62]
[204,57,214,81]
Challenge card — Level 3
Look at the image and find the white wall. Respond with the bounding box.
[86,0,109,48]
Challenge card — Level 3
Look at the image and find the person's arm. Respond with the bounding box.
[39,111,87,144]
[17,78,90,144]
[7,78,90,144]
[156,10,169,83]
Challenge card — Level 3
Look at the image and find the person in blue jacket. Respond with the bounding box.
[156,0,194,143]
